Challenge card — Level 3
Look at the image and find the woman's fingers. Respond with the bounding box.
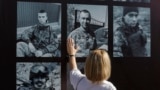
[71,38,74,46]
[68,38,74,47]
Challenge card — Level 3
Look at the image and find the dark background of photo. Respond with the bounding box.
[1,0,160,90]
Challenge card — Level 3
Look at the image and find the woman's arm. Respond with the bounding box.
[67,38,79,70]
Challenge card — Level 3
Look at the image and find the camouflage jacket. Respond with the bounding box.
[68,27,97,57]
[113,23,147,57]
[20,24,59,54]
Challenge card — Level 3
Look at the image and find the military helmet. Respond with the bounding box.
[29,64,49,81]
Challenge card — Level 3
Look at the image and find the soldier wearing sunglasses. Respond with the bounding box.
[18,65,55,90]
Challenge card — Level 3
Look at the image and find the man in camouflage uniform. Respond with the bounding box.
[18,65,55,90]
[16,10,60,57]
[68,10,96,57]
[113,6,147,57]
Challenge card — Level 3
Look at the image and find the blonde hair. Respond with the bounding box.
[84,49,111,84]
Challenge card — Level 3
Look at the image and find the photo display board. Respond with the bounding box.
[12,0,160,90]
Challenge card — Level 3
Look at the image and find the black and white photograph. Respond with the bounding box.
[113,0,150,3]
[16,62,61,90]
[113,6,151,57]
[1,0,160,90]
[67,4,108,57]
[67,62,85,90]
[16,1,61,57]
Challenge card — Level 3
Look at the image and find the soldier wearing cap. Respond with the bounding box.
[113,6,147,57]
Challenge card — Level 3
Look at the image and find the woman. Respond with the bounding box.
[67,38,116,90]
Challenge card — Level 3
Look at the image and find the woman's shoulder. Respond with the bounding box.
[102,81,117,90]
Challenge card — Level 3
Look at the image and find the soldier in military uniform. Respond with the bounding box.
[18,65,55,90]
[16,10,60,57]
[113,6,147,57]
[68,10,97,57]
